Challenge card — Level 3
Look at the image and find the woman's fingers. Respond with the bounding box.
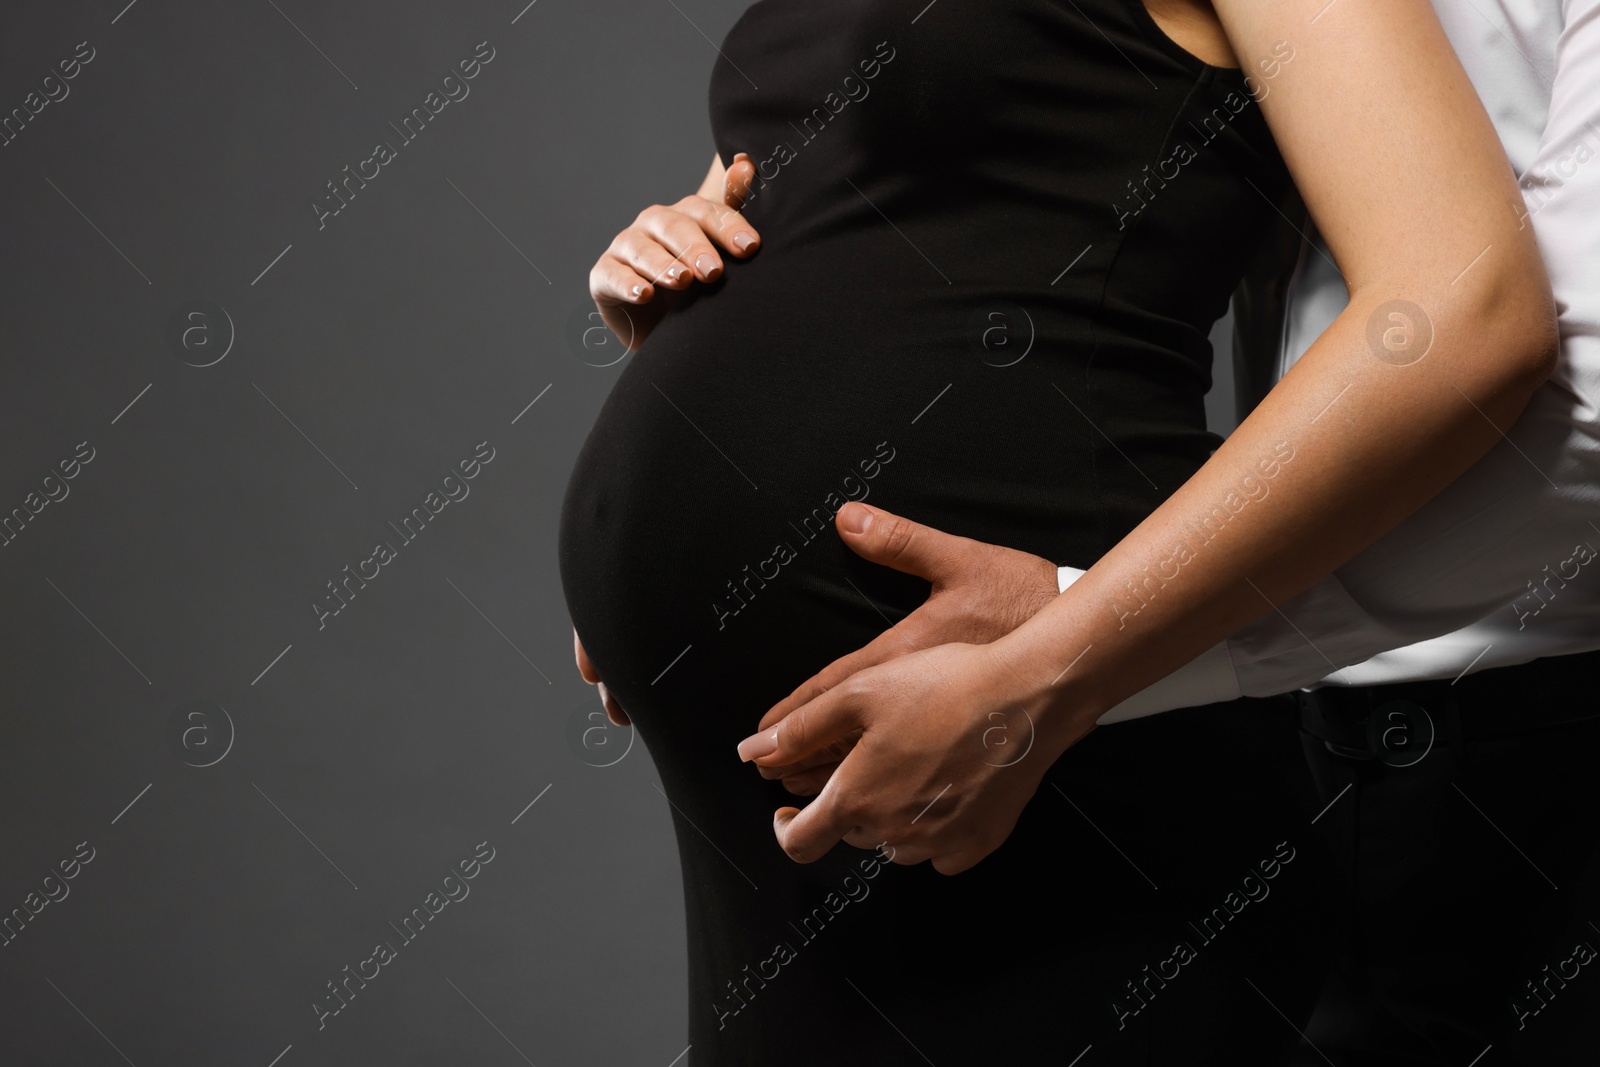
[772,759,916,865]
[758,619,928,733]
[759,650,869,733]
[929,848,984,875]
[591,189,760,313]
[850,835,932,867]
[674,185,759,258]
[597,680,630,728]
[639,197,759,271]
[586,170,763,351]
[610,224,702,289]
[756,729,860,780]
[575,629,630,727]
[774,796,960,870]
[574,628,601,682]
[772,794,857,864]
[755,507,1060,734]
[756,503,1020,733]
[589,253,657,307]
[601,206,709,296]
[739,679,865,767]
[724,152,756,211]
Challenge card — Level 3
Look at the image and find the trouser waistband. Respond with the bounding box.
[1294,647,1600,764]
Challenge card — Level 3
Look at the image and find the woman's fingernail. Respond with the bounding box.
[631,283,647,299]
[732,231,757,253]
[665,264,686,282]
[737,728,779,762]
[840,503,874,535]
[696,253,720,280]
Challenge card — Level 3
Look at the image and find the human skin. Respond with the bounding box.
[736,0,1561,875]
[573,152,761,722]
[750,502,1061,795]
[585,152,761,351]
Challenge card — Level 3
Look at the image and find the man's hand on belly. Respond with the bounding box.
[750,501,1060,797]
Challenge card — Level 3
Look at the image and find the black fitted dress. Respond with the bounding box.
[560,2,1335,1063]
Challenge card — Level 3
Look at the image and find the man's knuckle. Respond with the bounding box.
[882,517,916,557]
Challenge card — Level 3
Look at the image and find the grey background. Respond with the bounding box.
[0,2,1236,1064]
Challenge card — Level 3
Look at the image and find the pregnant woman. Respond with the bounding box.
[559,0,1555,1062]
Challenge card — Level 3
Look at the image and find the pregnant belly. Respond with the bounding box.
[557,240,1212,722]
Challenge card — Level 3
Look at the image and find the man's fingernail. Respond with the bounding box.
[841,503,873,535]
[733,231,756,253]
[737,728,779,762]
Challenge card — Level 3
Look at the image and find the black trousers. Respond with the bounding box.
[1291,648,1600,1065]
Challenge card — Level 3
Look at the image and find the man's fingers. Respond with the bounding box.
[835,501,971,583]
[756,628,917,732]
[739,684,863,767]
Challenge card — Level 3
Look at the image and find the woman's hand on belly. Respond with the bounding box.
[588,152,760,351]
[574,628,629,727]
[735,639,1092,876]
[753,501,1061,796]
